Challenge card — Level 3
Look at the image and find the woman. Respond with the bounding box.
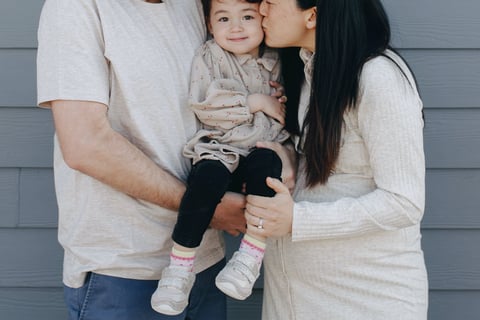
[245,0,428,319]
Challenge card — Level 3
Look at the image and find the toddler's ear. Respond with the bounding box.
[207,20,213,35]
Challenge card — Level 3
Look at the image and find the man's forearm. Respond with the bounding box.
[51,100,185,211]
[78,129,186,211]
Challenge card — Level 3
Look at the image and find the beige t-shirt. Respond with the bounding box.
[37,0,224,288]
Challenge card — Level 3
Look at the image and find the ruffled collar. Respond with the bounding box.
[235,47,278,72]
[207,39,277,72]
[299,48,314,84]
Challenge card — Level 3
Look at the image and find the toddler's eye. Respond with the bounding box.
[218,17,228,22]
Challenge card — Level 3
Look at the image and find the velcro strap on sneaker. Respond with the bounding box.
[229,252,260,283]
[159,267,194,290]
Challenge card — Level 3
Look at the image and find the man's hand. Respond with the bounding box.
[210,191,247,236]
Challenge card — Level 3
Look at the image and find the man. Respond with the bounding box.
[37,0,246,319]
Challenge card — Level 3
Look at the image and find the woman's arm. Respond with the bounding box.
[245,57,425,241]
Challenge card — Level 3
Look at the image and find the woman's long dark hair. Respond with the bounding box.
[283,0,395,186]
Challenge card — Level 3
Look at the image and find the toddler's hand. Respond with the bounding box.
[247,93,286,125]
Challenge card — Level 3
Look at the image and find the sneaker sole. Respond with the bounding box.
[215,279,249,300]
[151,303,183,316]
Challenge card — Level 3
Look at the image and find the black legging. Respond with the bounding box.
[172,148,282,248]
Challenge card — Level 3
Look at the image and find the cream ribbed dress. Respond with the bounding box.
[262,50,428,320]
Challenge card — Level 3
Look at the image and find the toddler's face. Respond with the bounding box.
[208,0,264,56]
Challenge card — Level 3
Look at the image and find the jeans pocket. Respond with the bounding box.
[64,272,96,320]
[78,272,97,320]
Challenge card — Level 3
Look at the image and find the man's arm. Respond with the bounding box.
[52,100,247,234]
[51,100,185,210]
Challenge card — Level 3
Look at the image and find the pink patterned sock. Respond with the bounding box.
[239,234,266,265]
[170,247,195,271]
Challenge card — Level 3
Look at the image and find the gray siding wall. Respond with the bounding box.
[0,0,479,319]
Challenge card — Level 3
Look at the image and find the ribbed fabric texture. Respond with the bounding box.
[262,50,428,320]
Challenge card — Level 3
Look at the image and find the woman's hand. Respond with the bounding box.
[256,141,297,193]
[245,177,294,238]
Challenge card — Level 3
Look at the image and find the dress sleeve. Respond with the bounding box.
[291,57,425,241]
[37,0,110,107]
[188,51,253,131]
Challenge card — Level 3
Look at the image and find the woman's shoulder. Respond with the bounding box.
[360,50,416,92]
[362,51,400,78]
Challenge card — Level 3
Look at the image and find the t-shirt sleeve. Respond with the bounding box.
[37,0,109,108]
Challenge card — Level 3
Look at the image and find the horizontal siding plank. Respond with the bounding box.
[401,50,480,109]
[384,0,480,49]
[1,49,480,110]
[1,229,477,291]
[2,1,479,49]
[0,169,18,227]
[0,0,43,48]
[424,109,480,168]
[429,290,480,320]
[423,229,480,290]
[0,288,65,320]
[0,107,54,168]
[423,169,480,228]
[3,108,480,169]
[19,168,58,228]
[13,167,480,229]
[1,49,479,109]
[0,228,62,287]
[0,49,37,107]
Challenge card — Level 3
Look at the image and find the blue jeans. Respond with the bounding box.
[64,259,227,320]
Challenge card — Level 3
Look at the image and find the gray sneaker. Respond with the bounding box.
[151,266,195,315]
[215,251,261,300]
